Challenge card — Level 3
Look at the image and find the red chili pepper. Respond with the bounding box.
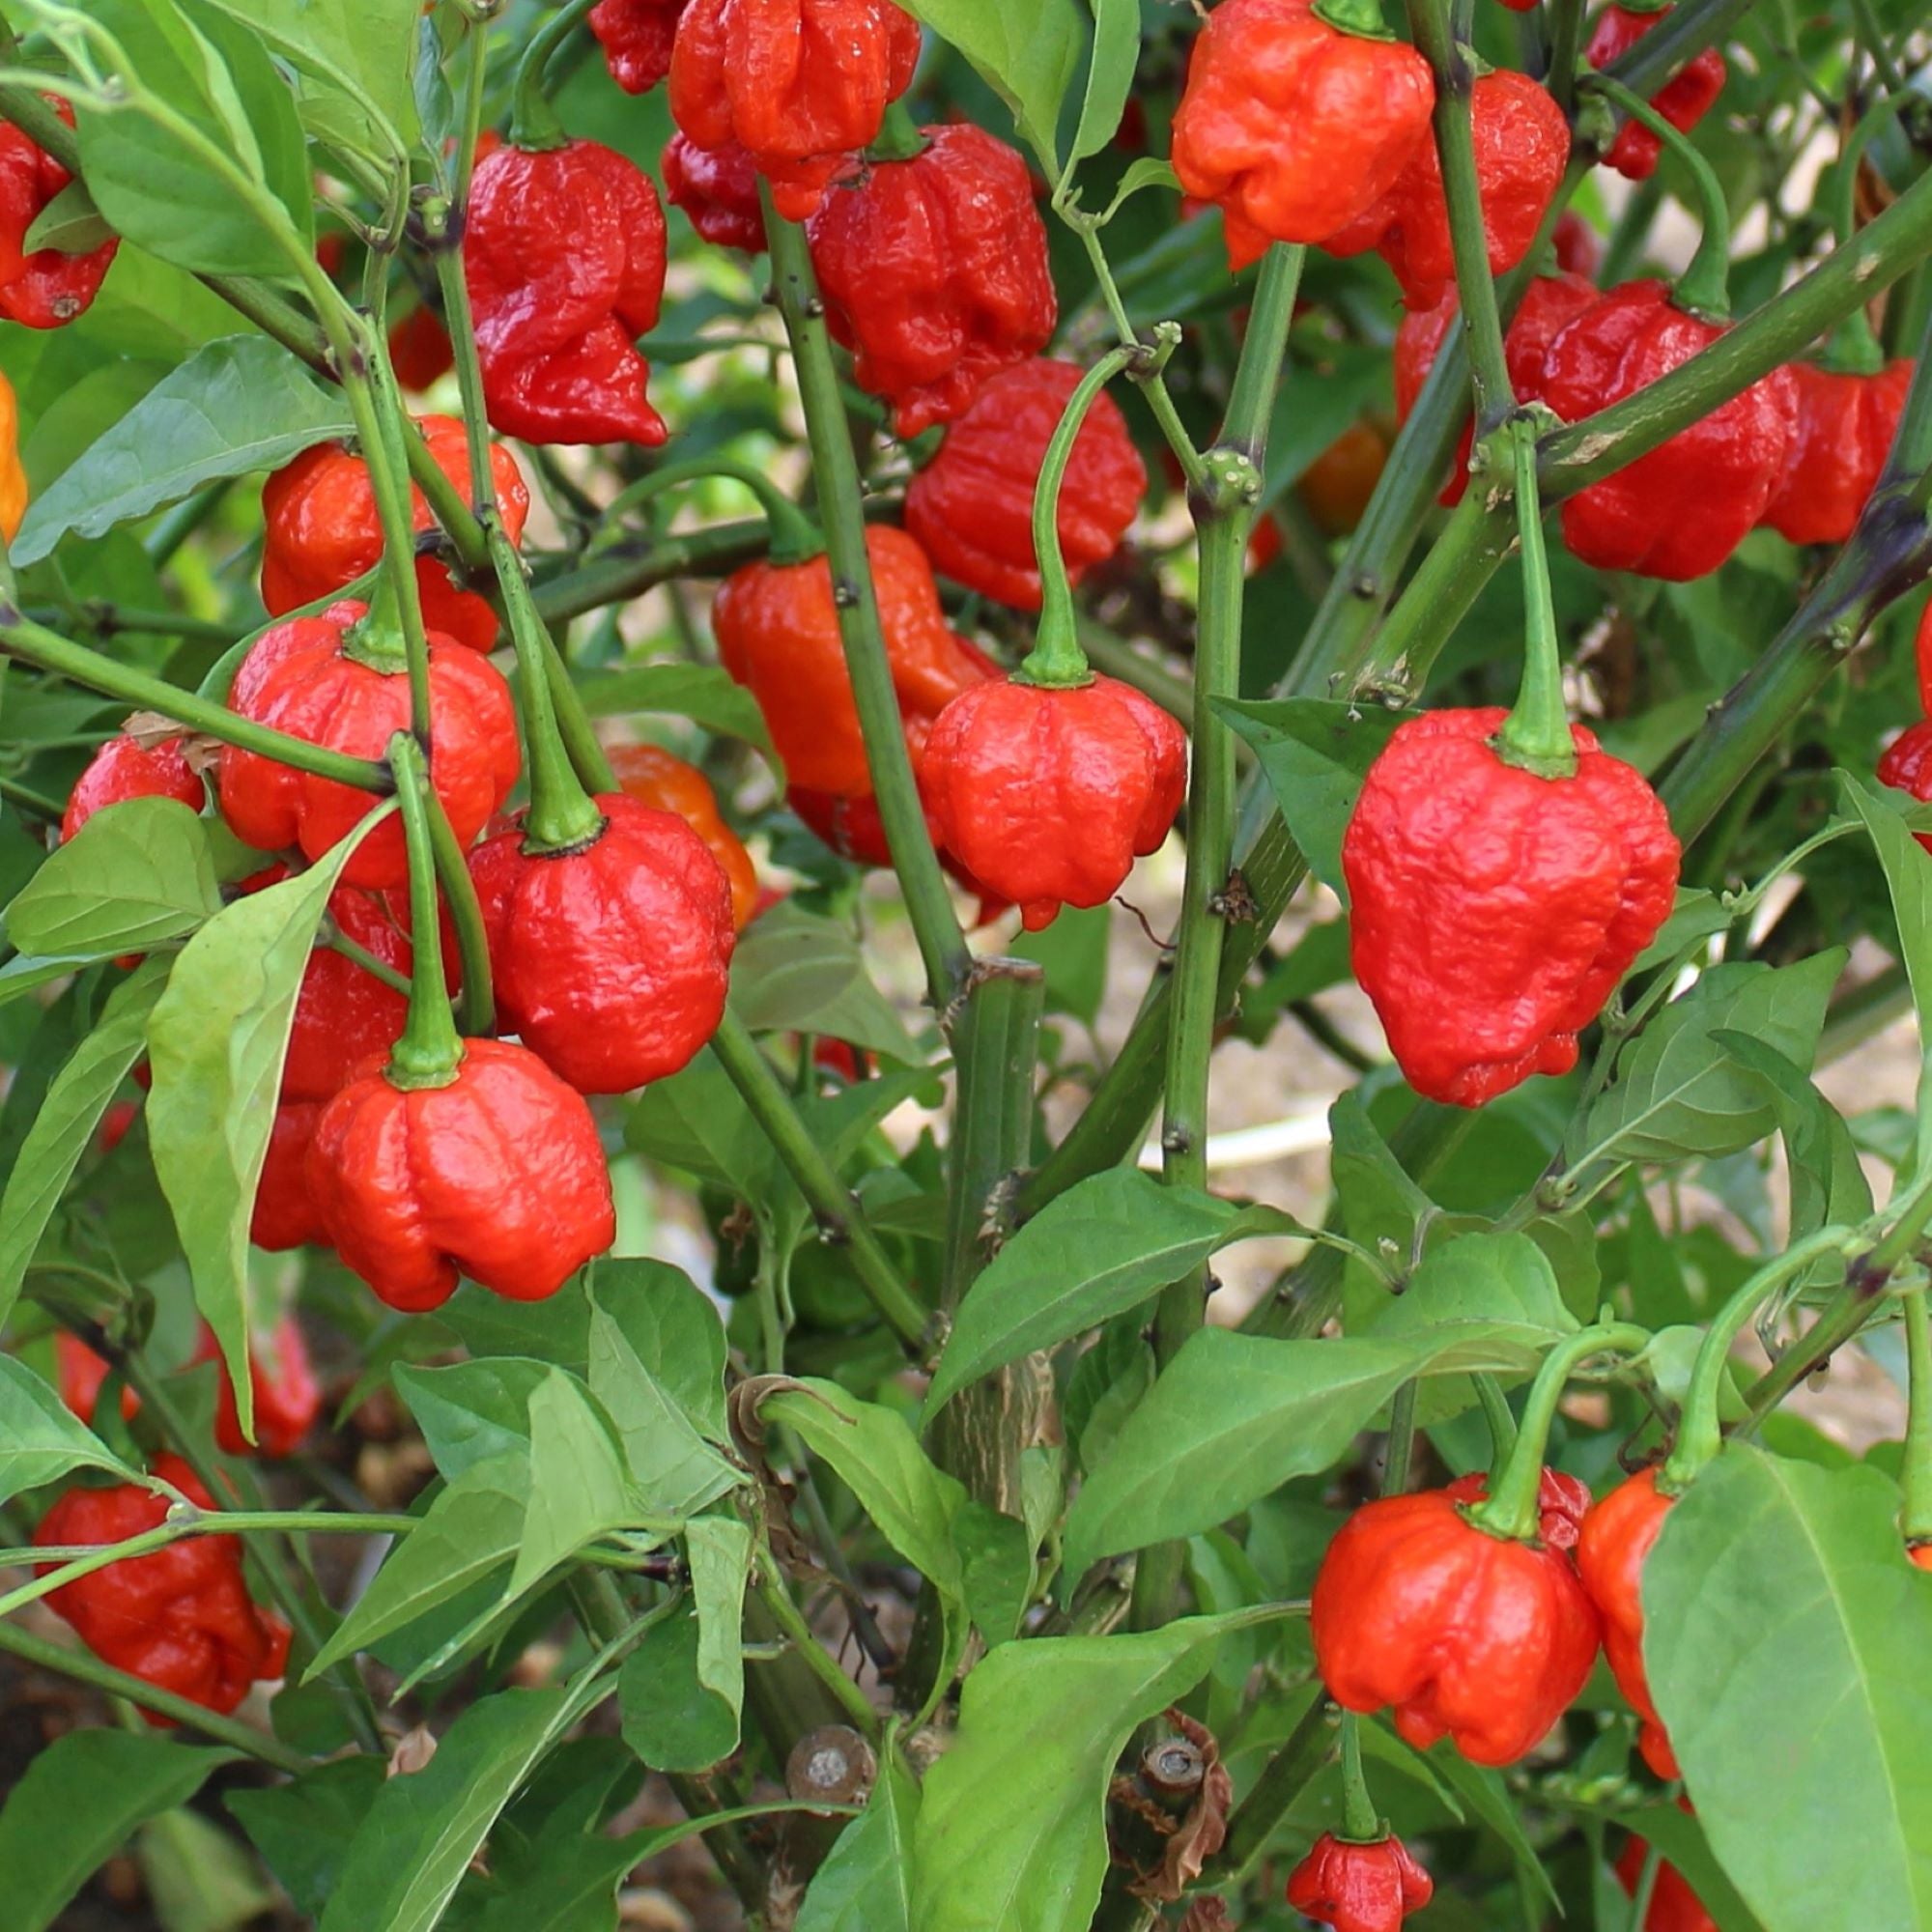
[714,526,995,798]
[34,1458,291,1719]
[1585,5,1726,183]
[1553,210,1605,278]
[922,674,1188,931]
[590,0,691,93]
[467,140,668,446]
[1540,280,1797,580]
[1911,1544,1932,1572]
[1759,359,1913,547]
[469,794,737,1095]
[663,132,768,252]
[1576,1466,1679,1776]
[1393,270,1598,505]
[806,125,1059,440]
[1342,707,1680,1108]
[1285,1831,1435,1932]
[609,743,760,929]
[388,303,456,394]
[904,358,1147,611]
[62,734,204,842]
[261,417,530,653]
[1615,1827,1718,1932]
[55,1333,140,1428]
[1328,70,1570,310]
[97,1098,139,1154]
[1445,1465,1591,1549]
[253,1100,330,1253]
[1169,0,1436,271]
[0,99,119,327]
[306,1037,616,1312]
[1879,722,1932,850]
[1310,1468,1603,1766]
[788,775,1009,924]
[191,1316,320,1460]
[668,0,923,221]
[216,599,521,893]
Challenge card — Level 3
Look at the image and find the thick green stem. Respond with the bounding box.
[756,1562,878,1737]
[534,519,778,623]
[591,459,820,567]
[425,790,495,1037]
[1904,1290,1932,1544]
[1473,1370,1520,1463]
[867,99,930,163]
[1494,414,1576,775]
[509,0,596,150]
[1547,0,1585,110]
[385,735,465,1089]
[762,187,969,1009]
[1339,1713,1381,1843]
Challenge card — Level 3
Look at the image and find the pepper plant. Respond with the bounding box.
[0,0,1928,1929]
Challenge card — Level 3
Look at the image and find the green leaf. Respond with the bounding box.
[617,1604,740,1773]
[0,958,168,1326]
[148,810,386,1444]
[910,1619,1236,1932]
[765,1379,966,1595]
[1644,1447,1932,1932]
[4,800,218,958]
[1065,0,1140,172]
[1710,1033,1872,1244]
[585,1302,740,1518]
[895,0,1085,172]
[508,1372,642,1598]
[926,1170,1301,1412]
[198,0,421,154]
[1215,698,1413,896]
[227,1759,385,1921]
[953,1501,1033,1648]
[0,1732,236,1932]
[1009,903,1109,1026]
[137,1806,279,1932]
[14,337,353,565]
[1844,768,1932,1091]
[728,902,920,1062]
[394,1357,556,1482]
[590,1259,730,1440]
[20,179,113,257]
[578,662,780,773]
[798,1751,919,1932]
[624,1048,774,1196]
[688,1515,753,1735]
[0,1354,137,1508]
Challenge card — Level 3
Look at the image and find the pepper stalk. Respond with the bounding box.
[1494,410,1577,777]
[507,0,598,152]
[384,733,466,1091]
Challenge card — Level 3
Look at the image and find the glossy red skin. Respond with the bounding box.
[1576,1466,1679,1776]
[609,742,759,929]
[663,132,767,251]
[252,1100,330,1253]
[389,303,456,393]
[1285,1833,1435,1932]
[1444,1465,1591,1551]
[467,141,668,446]
[1878,722,1932,856]
[469,795,736,1095]
[1615,1834,1718,1932]
[192,1316,320,1460]
[1342,708,1680,1108]
[807,125,1058,440]
[1760,359,1913,546]
[922,674,1188,931]
[789,780,1009,924]
[307,1037,616,1313]
[62,735,203,842]
[217,600,521,893]
[261,416,530,652]
[1311,1476,1603,1766]
[0,99,118,327]
[1170,0,1435,271]
[1393,272,1598,506]
[1553,211,1604,278]
[1327,71,1569,309]
[590,0,691,92]
[56,1333,140,1428]
[1911,1544,1932,1572]
[668,0,922,221]
[714,526,994,797]
[1586,5,1726,183]
[34,1457,291,1719]
[904,358,1147,610]
[1541,281,1797,579]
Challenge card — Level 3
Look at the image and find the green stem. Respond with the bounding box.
[1581,74,1732,318]
[1338,1713,1381,1843]
[1016,347,1140,687]
[756,1562,879,1737]
[1382,1381,1419,1495]
[426,789,495,1037]
[385,735,465,1089]
[1494,414,1576,775]
[1203,1690,1333,1882]
[533,519,776,624]
[1473,1371,1519,1465]
[708,1017,931,1351]
[1904,1289,1932,1543]
[591,459,821,567]
[1547,0,1585,111]
[867,99,930,163]
[762,186,969,1009]
[0,774,61,821]
[144,483,232,567]
[509,0,597,150]
[1467,1323,1650,1541]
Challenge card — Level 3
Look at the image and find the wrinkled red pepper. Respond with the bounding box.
[1285,1832,1435,1932]
[590,0,691,93]
[0,99,118,327]
[663,132,767,252]
[1759,358,1913,546]
[1585,4,1726,183]
[1577,1465,1679,1776]
[62,733,203,842]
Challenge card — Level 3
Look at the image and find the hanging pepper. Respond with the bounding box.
[1585,5,1726,183]
[1285,1832,1435,1932]
[55,1333,139,1428]
[1554,210,1605,277]
[261,418,530,653]
[34,1458,291,1718]
[806,124,1059,440]
[1393,271,1598,505]
[1759,358,1913,546]
[216,599,521,893]
[1615,1825,1717,1932]
[663,132,767,252]
[590,0,692,93]
[789,773,1009,923]
[0,99,119,327]
[62,733,204,842]
[1539,281,1797,578]
[921,674,1188,931]
[0,367,24,540]
[469,795,738,1095]
[1444,1464,1591,1548]
[1576,1465,1679,1776]
[1169,0,1436,271]
[307,1038,616,1312]
[1878,722,1932,852]
[387,302,457,394]
[1297,419,1392,537]
[714,526,994,798]
[1343,708,1679,1107]
[253,1101,330,1253]
[904,358,1147,611]
[190,1316,320,1460]
[1328,70,1571,309]
[609,743,759,929]
[668,0,923,221]
[467,139,668,446]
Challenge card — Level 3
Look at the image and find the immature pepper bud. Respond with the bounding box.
[0,99,118,327]
[1285,1831,1435,1932]
[1585,4,1726,184]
